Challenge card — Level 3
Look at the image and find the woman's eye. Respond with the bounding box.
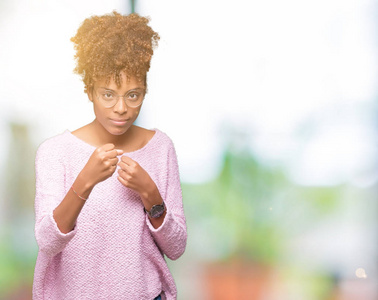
[103,92,114,99]
[128,93,139,100]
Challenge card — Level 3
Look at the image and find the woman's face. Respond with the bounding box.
[89,72,145,136]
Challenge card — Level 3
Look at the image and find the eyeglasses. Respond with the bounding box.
[94,88,145,108]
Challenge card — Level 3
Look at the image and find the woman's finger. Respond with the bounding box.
[118,158,137,171]
[118,160,130,170]
[120,156,135,165]
[105,149,122,158]
[108,157,119,166]
[117,174,134,188]
[101,143,115,151]
[117,175,129,187]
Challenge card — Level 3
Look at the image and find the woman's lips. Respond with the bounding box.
[110,119,129,126]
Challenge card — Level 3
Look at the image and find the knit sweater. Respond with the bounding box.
[33,129,187,300]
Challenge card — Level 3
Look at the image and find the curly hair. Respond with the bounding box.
[71,11,160,93]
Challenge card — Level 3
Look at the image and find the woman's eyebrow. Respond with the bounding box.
[98,87,115,91]
[126,86,145,90]
[99,86,144,90]
[98,87,146,93]
[128,87,145,92]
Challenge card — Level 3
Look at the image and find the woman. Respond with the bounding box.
[33,11,187,300]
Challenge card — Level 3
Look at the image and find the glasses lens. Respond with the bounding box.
[96,89,145,108]
[98,90,117,108]
[125,89,145,107]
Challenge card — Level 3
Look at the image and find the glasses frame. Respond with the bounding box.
[93,87,146,108]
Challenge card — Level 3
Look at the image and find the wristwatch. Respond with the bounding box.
[144,201,166,218]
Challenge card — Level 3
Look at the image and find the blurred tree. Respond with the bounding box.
[4,123,35,215]
[182,128,343,299]
[1,123,37,298]
[184,145,288,265]
[130,0,136,13]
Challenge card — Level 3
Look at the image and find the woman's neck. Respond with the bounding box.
[89,119,136,149]
[72,121,153,153]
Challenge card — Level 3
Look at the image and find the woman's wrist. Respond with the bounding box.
[74,172,95,199]
[141,183,166,228]
[140,182,163,211]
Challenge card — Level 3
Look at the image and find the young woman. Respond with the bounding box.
[33,11,187,300]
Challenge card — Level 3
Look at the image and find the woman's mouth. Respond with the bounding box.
[110,119,129,126]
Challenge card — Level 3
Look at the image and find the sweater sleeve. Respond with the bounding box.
[146,141,187,260]
[34,141,77,257]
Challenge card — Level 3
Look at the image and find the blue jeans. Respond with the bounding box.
[154,295,161,300]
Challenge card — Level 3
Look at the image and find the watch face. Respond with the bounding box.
[150,204,165,218]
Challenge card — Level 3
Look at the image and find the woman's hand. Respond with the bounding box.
[80,144,123,188]
[117,156,162,207]
[118,156,166,228]
[117,156,152,194]
[54,144,122,234]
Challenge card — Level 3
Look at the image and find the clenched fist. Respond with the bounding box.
[117,156,152,194]
[81,143,123,188]
[117,156,165,226]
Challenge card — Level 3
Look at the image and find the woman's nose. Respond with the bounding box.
[113,96,127,114]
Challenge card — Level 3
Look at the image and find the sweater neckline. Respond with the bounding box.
[64,128,160,155]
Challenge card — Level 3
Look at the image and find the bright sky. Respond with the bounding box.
[0,0,376,186]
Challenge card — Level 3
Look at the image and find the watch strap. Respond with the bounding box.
[144,201,166,218]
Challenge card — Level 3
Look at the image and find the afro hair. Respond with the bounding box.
[71,11,160,93]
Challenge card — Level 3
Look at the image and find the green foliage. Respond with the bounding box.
[0,235,34,297]
[183,146,342,266]
[0,123,37,298]
[183,148,287,265]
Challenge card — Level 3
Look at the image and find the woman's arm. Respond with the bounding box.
[35,141,122,256]
[51,172,93,234]
[117,156,167,229]
[118,137,187,260]
[53,144,122,233]
[116,135,187,260]
[146,144,187,260]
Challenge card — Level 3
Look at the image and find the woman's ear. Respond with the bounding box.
[87,85,94,102]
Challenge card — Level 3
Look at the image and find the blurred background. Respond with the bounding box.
[0,0,377,299]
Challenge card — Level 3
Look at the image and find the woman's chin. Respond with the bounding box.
[108,128,128,136]
[107,124,132,136]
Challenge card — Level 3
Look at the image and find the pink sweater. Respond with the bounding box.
[33,129,187,300]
